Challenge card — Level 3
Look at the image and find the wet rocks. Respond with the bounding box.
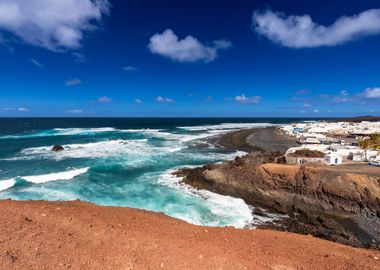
[51,145,64,152]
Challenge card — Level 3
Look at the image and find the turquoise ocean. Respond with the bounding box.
[0,118,317,228]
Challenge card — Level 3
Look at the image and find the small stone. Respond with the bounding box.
[160,263,164,268]
[199,255,203,259]
[374,256,379,260]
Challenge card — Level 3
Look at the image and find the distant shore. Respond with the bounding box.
[217,126,298,153]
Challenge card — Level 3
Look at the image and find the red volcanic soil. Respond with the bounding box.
[0,200,379,270]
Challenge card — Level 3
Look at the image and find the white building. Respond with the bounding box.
[324,153,343,165]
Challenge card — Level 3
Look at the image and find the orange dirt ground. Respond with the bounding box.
[0,200,379,270]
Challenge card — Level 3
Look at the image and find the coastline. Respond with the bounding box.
[217,126,298,153]
[1,200,379,270]
[175,127,380,249]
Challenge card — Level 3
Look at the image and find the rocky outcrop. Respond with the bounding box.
[51,145,64,152]
[175,152,380,248]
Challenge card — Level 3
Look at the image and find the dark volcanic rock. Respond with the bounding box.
[51,145,64,152]
[175,152,380,249]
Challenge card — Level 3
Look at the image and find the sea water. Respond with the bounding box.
[0,118,313,228]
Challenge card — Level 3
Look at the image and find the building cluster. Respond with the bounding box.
[280,121,380,166]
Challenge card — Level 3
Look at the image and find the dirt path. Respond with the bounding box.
[0,200,379,270]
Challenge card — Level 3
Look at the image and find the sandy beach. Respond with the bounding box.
[0,200,379,270]
[218,127,298,153]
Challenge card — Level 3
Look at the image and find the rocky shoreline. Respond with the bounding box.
[175,128,380,249]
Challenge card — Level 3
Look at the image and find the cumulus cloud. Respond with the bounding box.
[252,9,380,48]
[148,29,231,63]
[30,58,43,67]
[364,87,380,98]
[156,96,175,103]
[235,94,261,104]
[0,0,110,51]
[65,78,82,86]
[67,109,83,113]
[97,96,112,102]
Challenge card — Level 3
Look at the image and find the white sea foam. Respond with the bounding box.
[0,127,118,139]
[157,169,263,228]
[21,168,89,184]
[0,179,16,191]
[6,139,186,161]
[0,168,88,191]
[53,127,117,136]
[120,128,162,133]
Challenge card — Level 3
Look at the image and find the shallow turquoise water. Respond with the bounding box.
[0,118,302,227]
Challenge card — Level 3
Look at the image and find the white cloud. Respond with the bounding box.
[313,109,320,113]
[67,109,83,113]
[65,78,82,86]
[123,66,138,72]
[252,9,380,48]
[156,96,175,103]
[30,58,43,67]
[17,107,30,112]
[303,103,312,107]
[364,87,380,98]
[1,107,30,112]
[148,29,231,63]
[0,0,110,51]
[135,98,142,104]
[97,96,112,102]
[235,94,261,104]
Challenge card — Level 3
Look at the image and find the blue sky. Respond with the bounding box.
[1,0,380,117]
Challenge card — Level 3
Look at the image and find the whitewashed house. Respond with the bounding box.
[324,153,343,165]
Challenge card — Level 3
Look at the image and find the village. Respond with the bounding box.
[280,121,380,166]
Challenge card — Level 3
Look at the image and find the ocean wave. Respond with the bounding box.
[0,167,89,191]
[0,127,118,139]
[5,139,186,161]
[0,179,17,192]
[157,169,278,228]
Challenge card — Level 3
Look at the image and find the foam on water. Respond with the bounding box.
[0,127,118,139]
[5,139,158,161]
[20,167,89,184]
[0,167,88,191]
[0,121,285,228]
[0,179,16,191]
[157,169,280,228]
